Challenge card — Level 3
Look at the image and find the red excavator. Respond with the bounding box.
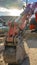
[4,14,27,44]
[3,13,28,65]
[3,6,37,65]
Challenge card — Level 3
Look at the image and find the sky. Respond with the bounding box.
[0,0,23,9]
[0,0,37,16]
[0,0,24,16]
[29,0,37,3]
[23,0,37,3]
[0,0,37,9]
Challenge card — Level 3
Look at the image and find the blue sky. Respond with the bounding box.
[23,0,37,3]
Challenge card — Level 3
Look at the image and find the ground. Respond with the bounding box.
[0,37,37,65]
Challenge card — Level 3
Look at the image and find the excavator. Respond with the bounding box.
[3,14,27,65]
[3,4,37,65]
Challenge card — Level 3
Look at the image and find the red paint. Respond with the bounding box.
[8,27,13,36]
[30,24,36,30]
[35,13,37,22]
[19,21,26,30]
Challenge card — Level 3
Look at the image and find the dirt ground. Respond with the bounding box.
[29,48,37,65]
[23,42,37,65]
[0,37,37,65]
